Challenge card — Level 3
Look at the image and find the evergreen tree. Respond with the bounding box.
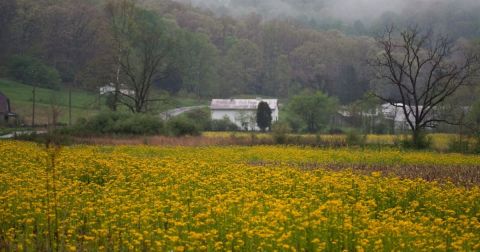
[256,101,272,132]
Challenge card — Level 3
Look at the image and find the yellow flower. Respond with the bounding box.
[1,141,479,251]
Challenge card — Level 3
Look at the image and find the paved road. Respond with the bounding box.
[0,130,47,139]
[160,105,208,120]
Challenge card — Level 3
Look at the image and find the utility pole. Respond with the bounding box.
[32,86,36,127]
[69,88,72,126]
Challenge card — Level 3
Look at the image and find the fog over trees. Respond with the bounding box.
[174,0,480,37]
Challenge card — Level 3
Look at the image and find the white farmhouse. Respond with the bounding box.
[210,99,279,131]
[381,103,437,132]
[99,83,135,96]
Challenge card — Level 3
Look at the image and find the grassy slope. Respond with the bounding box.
[0,78,210,125]
[0,79,103,125]
[148,88,209,112]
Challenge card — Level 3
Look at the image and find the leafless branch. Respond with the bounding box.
[370,25,480,144]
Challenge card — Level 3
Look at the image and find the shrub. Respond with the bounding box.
[328,128,345,135]
[113,114,164,135]
[167,116,201,136]
[271,121,291,144]
[105,94,117,111]
[346,129,366,146]
[8,55,61,89]
[372,122,389,134]
[70,111,164,136]
[210,117,239,131]
[183,108,211,131]
[448,136,471,153]
[14,131,73,146]
[400,133,432,150]
[447,134,480,154]
[473,136,480,154]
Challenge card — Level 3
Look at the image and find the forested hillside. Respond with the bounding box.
[1,0,479,106]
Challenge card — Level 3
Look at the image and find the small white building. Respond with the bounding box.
[210,98,279,131]
[380,103,412,132]
[381,103,438,132]
[99,83,135,96]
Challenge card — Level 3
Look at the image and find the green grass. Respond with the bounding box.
[149,89,209,112]
[0,78,210,125]
[0,78,103,125]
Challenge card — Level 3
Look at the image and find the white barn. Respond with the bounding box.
[210,99,279,131]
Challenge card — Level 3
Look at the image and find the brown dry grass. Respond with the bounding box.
[249,161,480,187]
[72,133,349,147]
[73,135,275,146]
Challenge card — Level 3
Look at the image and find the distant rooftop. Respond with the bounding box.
[210,99,278,110]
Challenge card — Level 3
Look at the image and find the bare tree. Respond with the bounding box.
[370,26,480,147]
[117,25,170,113]
[106,0,170,113]
[105,0,135,111]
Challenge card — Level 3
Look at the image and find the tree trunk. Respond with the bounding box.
[113,59,122,112]
[68,87,72,126]
[412,128,423,149]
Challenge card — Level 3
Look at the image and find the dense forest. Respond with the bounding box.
[1,0,480,107]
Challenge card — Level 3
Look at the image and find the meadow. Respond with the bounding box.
[0,79,102,125]
[0,141,479,251]
[0,78,207,126]
[83,133,465,153]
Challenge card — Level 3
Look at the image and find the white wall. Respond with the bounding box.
[212,109,279,131]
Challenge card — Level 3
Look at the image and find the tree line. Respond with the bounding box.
[0,0,378,105]
[1,0,480,144]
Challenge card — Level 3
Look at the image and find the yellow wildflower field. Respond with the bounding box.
[1,141,479,251]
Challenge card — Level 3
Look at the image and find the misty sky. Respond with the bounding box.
[174,0,480,24]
